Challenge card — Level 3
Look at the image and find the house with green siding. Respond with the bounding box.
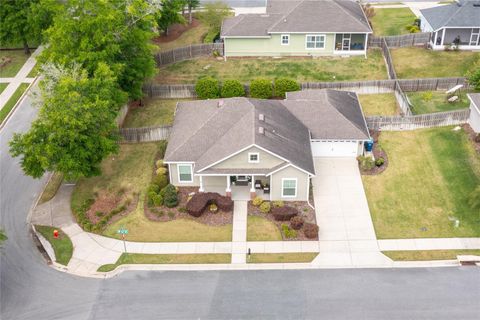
[220,0,372,57]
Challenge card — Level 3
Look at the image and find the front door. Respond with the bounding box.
[342,34,351,51]
[470,28,479,46]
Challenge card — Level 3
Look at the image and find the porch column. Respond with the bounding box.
[250,175,256,199]
[441,28,446,46]
[364,33,369,59]
[226,175,231,198]
[199,175,204,192]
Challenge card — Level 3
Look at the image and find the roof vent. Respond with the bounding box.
[283,18,287,23]
[259,114,265,121]
[218,100,224,108]
[258,127,264,135]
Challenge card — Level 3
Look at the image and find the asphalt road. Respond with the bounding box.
[1,88,480,320]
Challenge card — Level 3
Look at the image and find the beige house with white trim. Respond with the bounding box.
[164,90,371,202]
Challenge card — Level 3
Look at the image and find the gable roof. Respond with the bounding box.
[164,98,315,175]
[284,89,370,140]
[221,0,372,37]
[468,93,480,110]
[420,0,480,30]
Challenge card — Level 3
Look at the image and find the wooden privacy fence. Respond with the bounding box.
[369,33,431,48]
[380,38,397,79]
[119,126,172,143]
[154,43,224,66]
[366,108,470,131]
[143,77,469,98]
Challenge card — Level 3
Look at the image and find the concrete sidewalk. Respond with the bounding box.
[31,183,480,277]
[0,47,42,110]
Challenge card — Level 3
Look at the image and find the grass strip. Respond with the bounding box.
[35,225,73,266]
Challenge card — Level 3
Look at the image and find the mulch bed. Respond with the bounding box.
[360,130,389,175]
[144,187,233,226]
[152,19,201,44]
[85,191,138,225]
[248,201,318,241]
[462,123,480,154]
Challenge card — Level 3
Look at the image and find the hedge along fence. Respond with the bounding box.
[368,32,431,48]
[154,43,224,66]
[366,108,470,131]
[143,77,469,98]
[119,125,172,143]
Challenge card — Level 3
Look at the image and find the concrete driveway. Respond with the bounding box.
[311,158,391,267]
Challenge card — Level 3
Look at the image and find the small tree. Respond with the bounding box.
[221,79,245,98]
[250,78,272,99]
[156,0,185,36]
[274,78,300,98]
[186,0,200,24]
[195,77,220,99]
[466,60,480,91]
[198,2,231,33]
[162,184,178,208]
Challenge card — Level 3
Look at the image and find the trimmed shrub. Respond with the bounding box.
[195,77,220,99]
[272,200,284,208]
[375,157,385,167]
[357,156,375,171]
[274,78,300,98]
[186,192,233,217]
[152,194,163,207]
[250,78,272,99]
[281,224,297,239]
[304,223,319,239]
[152,174,168,190]
[252,196,264,207]
[162,184,178,208]
[156,167,167,176]
[221,79,245,98]
[156,159,164,168]
[259,201,271,214]
[272,206,299,221]
[290,216,304,230]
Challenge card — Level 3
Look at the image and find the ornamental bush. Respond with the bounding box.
[162,184,178,208]
[274,78,300,98]
[152,174,168,190]
[303,223,319,239]
[250,78,272,99]
[272,206,299,221]
[272,200,284,208]
[375,157,385,167]
[221,79,245,98]
[252,196,264,207]
[259,201,271,213]
[290,216,304,230]
[195,77,220,99]
[357,156,375,171]
[281,224,297,239]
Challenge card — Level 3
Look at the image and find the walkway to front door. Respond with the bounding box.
[231,201,248,263]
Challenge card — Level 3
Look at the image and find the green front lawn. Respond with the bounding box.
[0,50,30,77]
[155,49,388,84]
[370,8,417,36]
[0,83,29,124]
[122,99,180,128]
[391,48,480,79]
[35,225,73,266]
[38,173,64,205]
[408,91,472,114]
[358,93,399,116]
[247,215,282,241]
[362,127,480,238]
[248,253,318,263]
[0,83,7,94]
[383,250,480,261]
[98,253,231,272]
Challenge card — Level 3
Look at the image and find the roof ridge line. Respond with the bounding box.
[327,92,368,138]
[330,0,366,29]
[442,3,464,28]
[267,0,305,32]
[222,14,247,36]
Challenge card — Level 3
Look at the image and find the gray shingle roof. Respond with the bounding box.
[284,89,370,140]
[469,93,480,109]
[420,0,480,30]
[164,98,315,175]
[221,0,372,37]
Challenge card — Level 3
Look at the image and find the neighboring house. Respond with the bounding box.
[420,0,480,50]
[468,93,480,133]
[164,90,371,202]
[220,0,372,57]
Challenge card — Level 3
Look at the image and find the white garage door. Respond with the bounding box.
[311,140,359,157]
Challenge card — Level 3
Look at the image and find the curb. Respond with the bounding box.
[0,76,38,131]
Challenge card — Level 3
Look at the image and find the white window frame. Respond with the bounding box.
[305,34,326,50]
[248,152,260,163]
[177,164,193,183]
[281,178,297,198]
[281,34,290,46]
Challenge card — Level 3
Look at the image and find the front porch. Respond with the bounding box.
[334,33,368,56]
[430,27,480,50]
[198,175,271,201]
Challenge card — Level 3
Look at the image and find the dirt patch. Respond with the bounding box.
[85,191,138,225]
[145,187,233,226]
[463,123,480,154]
[248,201,318,241]
[152,19,201,44]
[0,57,12,68]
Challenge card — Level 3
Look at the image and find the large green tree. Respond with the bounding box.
[0,0,58,54]
[10,63,127,180]
[186,0,200,24]
[39,0,157,100]
[156,0,185,36]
